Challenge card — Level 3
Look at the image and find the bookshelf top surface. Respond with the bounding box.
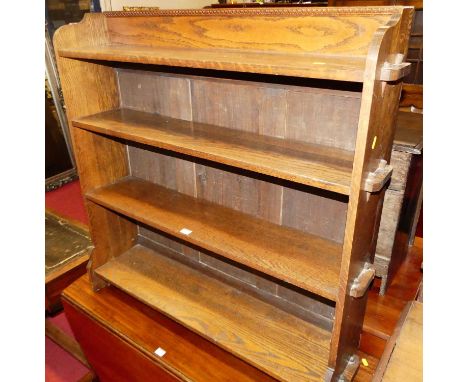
[55,6,412,82]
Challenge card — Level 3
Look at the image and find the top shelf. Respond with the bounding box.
[58,44,368,82]
[74,108,355,195]
[55,7,412,82]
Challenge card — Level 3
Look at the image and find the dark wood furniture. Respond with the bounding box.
[328,1,422,85]
[55,7,413,381]
[64,275,277,382]
[45,211,95,381]
[63,275,379,382]
[374,111,422,293]
[45,211,92,314]
[372,300,422,381]
[210,2,328,8]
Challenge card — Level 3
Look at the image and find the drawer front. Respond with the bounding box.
[389,150,412,191]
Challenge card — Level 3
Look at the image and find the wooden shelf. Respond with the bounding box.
[55,8,413,379]
[58,44,368,82]
[87,177,342,301]
[95,244,332,382]
[74,108,354,195]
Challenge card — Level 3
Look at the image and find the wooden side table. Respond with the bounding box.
[45,211,95,381]
[375,111,423,294]
[62,275,277,382]
[45,210,92,313]
[63,275,377,382]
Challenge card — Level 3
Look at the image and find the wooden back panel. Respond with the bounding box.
[118,68,362,149]
[105,8,392,56]
[119,69,348,328]
[120,69,354,243]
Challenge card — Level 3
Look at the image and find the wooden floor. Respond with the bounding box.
[355,237,423,381]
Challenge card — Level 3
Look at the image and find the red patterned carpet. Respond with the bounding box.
[46,180,88,225]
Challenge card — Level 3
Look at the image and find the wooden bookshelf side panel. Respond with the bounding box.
[328,7,413,379]
[86,200,137,284]
[54,17,137,288]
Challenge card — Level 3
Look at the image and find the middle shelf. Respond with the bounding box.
[87,177,342,301]
[74,108,355,195]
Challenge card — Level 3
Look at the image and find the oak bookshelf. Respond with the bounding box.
[55,6,413,381]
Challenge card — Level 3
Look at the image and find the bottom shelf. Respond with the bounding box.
[95,244,332,382]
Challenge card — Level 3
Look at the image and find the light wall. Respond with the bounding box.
[101,0,215,11]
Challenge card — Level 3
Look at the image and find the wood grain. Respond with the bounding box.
[399,84,423,109]
[138,235,335,332]
[329,0,422,8]
[54,9,411,82]
[375,190,404,261]
[53,14,137,289]
[121,68,354,243]
[64,300,182,382]
[328,6,413,378]
[119,69,342,309]
[64,275,280,382]
[90,10,394,82]
[54,8,414,379]
[95,245,332,382]
[373,301,422,382]
[63,274,382,382]
[74,108,355,195]
[59,44,370,82]
[105,9,391,59]
[87,177,342,301]
[388,150,412,191]
[120,69,362,151]
[363,240,422,341]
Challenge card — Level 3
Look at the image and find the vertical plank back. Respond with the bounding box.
[120,69,356,242]
[119,69,351,327]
